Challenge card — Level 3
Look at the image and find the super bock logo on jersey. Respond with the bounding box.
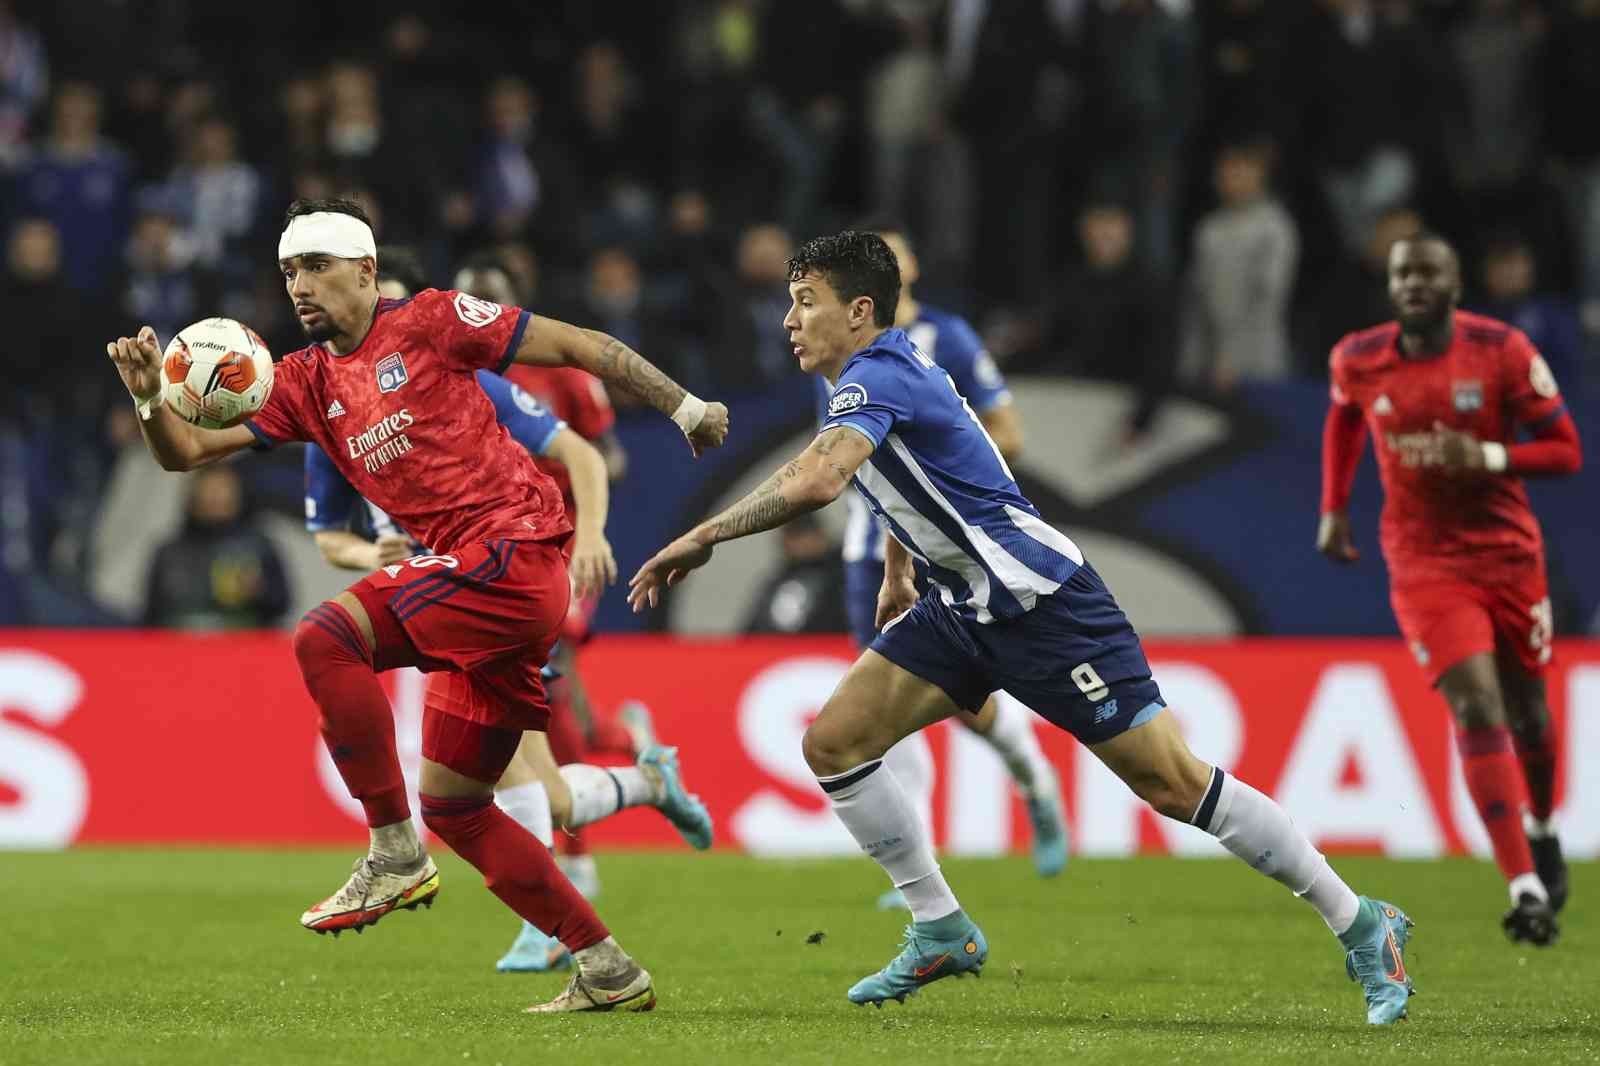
[376,351,409,393]
[1452,380,1483,412]
[828,383,869,417]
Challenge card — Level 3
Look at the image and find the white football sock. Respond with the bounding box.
[819,759,960,923]
[494,781,553,847]
[883,732,935,836]
[1191,767,1361,937]
[976,696,1053,795]
[369,819,421,863]
[559,764,659,828]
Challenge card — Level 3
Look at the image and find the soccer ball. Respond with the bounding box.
[161,318,274,429]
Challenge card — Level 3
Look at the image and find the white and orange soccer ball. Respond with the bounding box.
[161,318,274,429]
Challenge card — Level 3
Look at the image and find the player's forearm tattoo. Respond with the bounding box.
[700,461,811,542]
[589,335,687,415]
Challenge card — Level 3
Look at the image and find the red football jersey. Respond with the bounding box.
[248,289,571,552]
[1329,310,1566,578]
[501,364,616,511]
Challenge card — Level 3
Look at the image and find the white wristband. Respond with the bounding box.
[1481,441,1508,473]
[136,388,165,421]
[671,393,707,434]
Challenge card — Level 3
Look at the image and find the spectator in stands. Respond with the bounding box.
[1543,0,1600,334]
[143,464,290,630]
[473,75,577,254]
[742,513,849,635]
[1287,0,1438,254]
[1080,0,1196,278]
[1181,136,1298,391]
[165,116,261,275]
[1473,231,1585,394]
[716,223,796,390]
[0,0,48,167]
[1032,198,1174,438]
[2,217,115,573]
[324,62,433,246]
[1445,0,1544,203]
[12,81,130,295]
[119,199,198,343]
[568,42,658,247]
[2,217,108,424]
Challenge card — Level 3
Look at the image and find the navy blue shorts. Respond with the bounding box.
[868,563,1166,745]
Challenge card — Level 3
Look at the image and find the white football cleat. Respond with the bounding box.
[524,965,656,1013]
[300,852,440,935]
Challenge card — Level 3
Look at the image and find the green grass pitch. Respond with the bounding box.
[2,850,1596,1065]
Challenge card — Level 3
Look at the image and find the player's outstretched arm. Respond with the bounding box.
[543,428,617,596]
[106,326,256,471]
[1317,401,1368,563]
[627,426,873,611]
[512,316,728,456]
[313,531,413,571]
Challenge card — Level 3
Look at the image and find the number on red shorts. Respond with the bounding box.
[407,554,460,570]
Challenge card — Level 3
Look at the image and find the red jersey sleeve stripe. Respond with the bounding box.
[245,419,282,450]
[496,310,532,375]
[1520,404,1569,432]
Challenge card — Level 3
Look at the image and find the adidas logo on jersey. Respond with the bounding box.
[1373,394,1393,415]
[327,399,347,419]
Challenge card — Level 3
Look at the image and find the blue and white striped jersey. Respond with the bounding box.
[304,370,566,545]
[815,305,1012,564]
[821,328,1079,623]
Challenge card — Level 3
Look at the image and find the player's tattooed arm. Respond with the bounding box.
[626,427,874,611]
[513,317,728,453]
[694,427,872,545]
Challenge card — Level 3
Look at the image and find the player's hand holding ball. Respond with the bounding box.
[106,326,164,406]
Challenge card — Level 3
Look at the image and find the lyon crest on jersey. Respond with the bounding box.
[376,351,408,393]
[1452,380,1483,412]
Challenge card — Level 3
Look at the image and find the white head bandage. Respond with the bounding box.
[278,212,378,262]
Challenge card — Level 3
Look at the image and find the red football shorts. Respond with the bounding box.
[353,538,570,731]
[1389,564,1553,685]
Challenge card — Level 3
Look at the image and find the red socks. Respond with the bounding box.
[420,794,610,951]
[1457,727,1535,881]
[293,606,410,828]
[1513,726,1558,824]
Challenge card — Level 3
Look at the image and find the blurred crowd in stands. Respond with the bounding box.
[0,0,1596,624]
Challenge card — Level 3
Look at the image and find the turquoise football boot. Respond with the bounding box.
[638,744,713,850]
[847,911,988,1006]
[1341,897,1415,1025]
[1024,772,1069,878]
[495,921,572,973]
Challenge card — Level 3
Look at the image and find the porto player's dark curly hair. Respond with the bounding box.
[786,231,900,327]
[282,196,374,229]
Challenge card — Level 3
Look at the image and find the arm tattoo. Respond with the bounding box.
[701,461,811,542]
[590,335,687,416]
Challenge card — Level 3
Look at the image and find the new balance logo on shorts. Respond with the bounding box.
[326,399,347,419]
[1093,698,1120,724]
